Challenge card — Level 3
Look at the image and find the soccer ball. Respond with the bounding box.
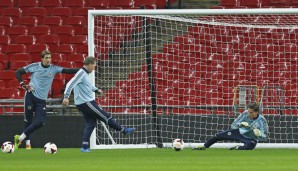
[172,139,184,151]
[1,141,15,153]
[44,142,57,154]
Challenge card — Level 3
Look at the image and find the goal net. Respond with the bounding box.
[88,9,298,149]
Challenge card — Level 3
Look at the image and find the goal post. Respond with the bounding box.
[88,9,298,149]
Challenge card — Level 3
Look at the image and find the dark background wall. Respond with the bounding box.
[0,115,85,148]
[1,114,298,148]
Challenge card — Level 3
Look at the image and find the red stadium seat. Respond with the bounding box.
[28,44,49,62]
[10,53,32,62]
[0,54,9,70]
[59,61,77,68]
[17,0,38,15]
[0,71,15,80]
[134,0,159,9]
[239,0,261,8]
[59,61,77,83]
[5,44,27,58]
[50,79,65,98]
[109,0,135,8]
[54,25,75,43]
[29,25,51,43]
[64,0,86,8]
[51,53,66,65]
[0,35,11,50]
[26,7,47,24]
[0,17,14,29]
[87,0,109,9]
[0,0,15,8]
[50,7,72,23]
[77,44,88,54]
[6,25,28,43]
[65,16,87,34]
[66,54,86,66]
[2,7,23,23]
[10,61,31,70]
[17,16,38,30]
[57,44,77,56]
[39,0,62,14]
[42,16,63,33]
[69,35,87,45]
[40,34,60,52]
[15,35,36,46]
[0,26,5,35]
[7,79,22,89]
[269,0,291,6]
[292,0,298,6]
[221,0,240,8]
[73,7,95,16]
[0,80,5,89]
[0,88,22,99]
[0,63,4,71]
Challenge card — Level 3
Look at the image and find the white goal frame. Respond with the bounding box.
[88,8,298,149]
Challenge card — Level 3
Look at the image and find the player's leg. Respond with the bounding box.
[80,111,96,152]
[233,138,257,150]
[206,129,242,148]
[227,130,257,150]
[21,98,47,145]
[15,92,35,149]
[193,129,240,150]
[76,101,135,134]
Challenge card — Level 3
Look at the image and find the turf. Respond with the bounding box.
[1,148,298,171]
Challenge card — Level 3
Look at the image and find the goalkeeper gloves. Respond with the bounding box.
[253,128,262,137]
[20,82,34,92]
[239,122,250,127]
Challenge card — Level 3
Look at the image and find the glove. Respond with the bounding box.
[95,89,103,95]
[20,82,34,92]
[253,128,262,137]
[239,122,249,127]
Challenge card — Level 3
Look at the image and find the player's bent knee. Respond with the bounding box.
[246,141,257,150]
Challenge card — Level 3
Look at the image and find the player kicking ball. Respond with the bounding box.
[193,103,268,150]
[62,56,135,152]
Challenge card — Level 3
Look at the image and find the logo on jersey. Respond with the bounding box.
[48,72,53,77]
[27,106,32,110]
[227,132,232,136]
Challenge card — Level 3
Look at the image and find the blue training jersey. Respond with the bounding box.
[64,68,98,105]
[231,110,268,141]
[24,62,63,100]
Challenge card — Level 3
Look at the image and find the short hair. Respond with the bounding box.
[247,103,259,113]
[83,56,96,65]
[41,50,51,58]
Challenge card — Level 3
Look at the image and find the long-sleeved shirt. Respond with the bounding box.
[231,110,268,141]
[23,62,63,100]
[64,68,98,105]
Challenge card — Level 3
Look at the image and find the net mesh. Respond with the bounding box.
[91,13,298,147]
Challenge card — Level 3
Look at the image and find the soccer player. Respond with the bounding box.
[193,103,268,150]
[14,50,79,149]
[62,56,135,152]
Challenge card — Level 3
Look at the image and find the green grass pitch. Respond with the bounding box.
[1,148,298,171]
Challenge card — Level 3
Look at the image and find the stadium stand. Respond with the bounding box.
[0,0,296,115]
[16,0,38,15]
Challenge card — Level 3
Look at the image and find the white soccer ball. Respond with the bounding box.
[172,139,184,151]
[44,142,57,154]
[1,141,15,153]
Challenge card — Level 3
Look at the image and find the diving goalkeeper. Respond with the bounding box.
[193,103,268,150]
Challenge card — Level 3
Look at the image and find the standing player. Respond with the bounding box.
[14,50,79,149]
[62,56,135,152]
[193,103,268,150]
